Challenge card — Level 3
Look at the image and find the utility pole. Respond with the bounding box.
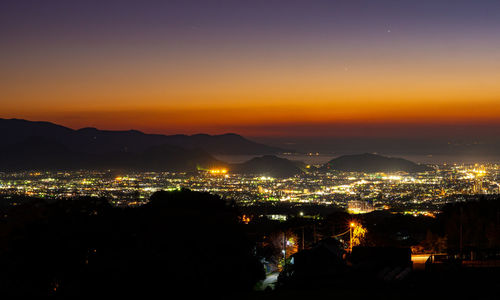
[350,226,353,252]
[459,206,463,259]
[301,226,305,250]
[283,231,287,268]
[350,222,355,252]
[313,224,317,244]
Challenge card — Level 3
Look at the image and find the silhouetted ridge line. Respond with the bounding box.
[230,155,303,177]
[0,118,287,155]
[321,153,433,173]
[0,118,289,171]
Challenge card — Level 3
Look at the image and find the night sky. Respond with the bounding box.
[1,0,499,141]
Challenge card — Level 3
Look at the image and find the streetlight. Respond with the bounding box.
[350,222,356,252]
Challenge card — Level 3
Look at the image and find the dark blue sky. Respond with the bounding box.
[3,1,500,43]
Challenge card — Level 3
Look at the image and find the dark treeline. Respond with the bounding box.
[0,190,264,297]
[1,191,499,297]
[438,197,500,256]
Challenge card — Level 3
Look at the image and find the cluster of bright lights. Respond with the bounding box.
[383,175,402,181]
[240,214,251,224]
[403,210,437,218]
[209,168,227,174]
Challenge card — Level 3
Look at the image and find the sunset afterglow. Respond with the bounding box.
[2,0,499,137]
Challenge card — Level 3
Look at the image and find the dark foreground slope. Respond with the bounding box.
[0,190,264,296]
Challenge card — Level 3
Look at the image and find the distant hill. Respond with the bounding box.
[0,136,226,171]
[0,118,287,155]
[321,153,433,173]
[230,155,303,178]
[0,137,80,170]
[0,118,290,171]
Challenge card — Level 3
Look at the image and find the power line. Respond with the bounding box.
[332,229,351,238]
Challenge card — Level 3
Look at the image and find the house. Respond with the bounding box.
[350,246,413,281]
[277,238,348,286]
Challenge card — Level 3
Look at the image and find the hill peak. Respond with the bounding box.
[322,153,433,173]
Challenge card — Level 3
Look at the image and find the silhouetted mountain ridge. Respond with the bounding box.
[0,118,288,171]
[230,155,303,177]
[321,153,433,173]
[0,118,286,155]
[0,136,225,171]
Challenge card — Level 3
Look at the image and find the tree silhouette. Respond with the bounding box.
[0,190,265,296]
[440,197,500,255]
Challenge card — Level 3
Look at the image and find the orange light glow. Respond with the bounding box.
[209,168,228,175]
[240,215,251,224]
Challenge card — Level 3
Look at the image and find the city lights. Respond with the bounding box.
[0,163,498,212]
[209,168,228,175]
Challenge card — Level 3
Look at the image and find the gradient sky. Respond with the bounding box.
[1,0,500,138]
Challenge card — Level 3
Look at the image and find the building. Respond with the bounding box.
[348,200,374,214]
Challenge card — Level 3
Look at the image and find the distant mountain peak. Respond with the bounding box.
[321,153,433,173]
[218,133,244,137]
[77,127,99,132]
[230,155,302,178]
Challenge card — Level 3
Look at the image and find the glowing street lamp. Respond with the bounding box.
[348,221,367,252]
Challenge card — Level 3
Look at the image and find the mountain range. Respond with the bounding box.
[0,118,284,171]
[0,118,285,155]
[0,118,433,174]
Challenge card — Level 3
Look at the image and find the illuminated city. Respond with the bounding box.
[1,163,498,216]
[2,0,500,297]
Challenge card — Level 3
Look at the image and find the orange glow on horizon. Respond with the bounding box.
[3,47,500,137]
[3,37,500,137]
[2,5,500,138]
[4,96,500,136]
